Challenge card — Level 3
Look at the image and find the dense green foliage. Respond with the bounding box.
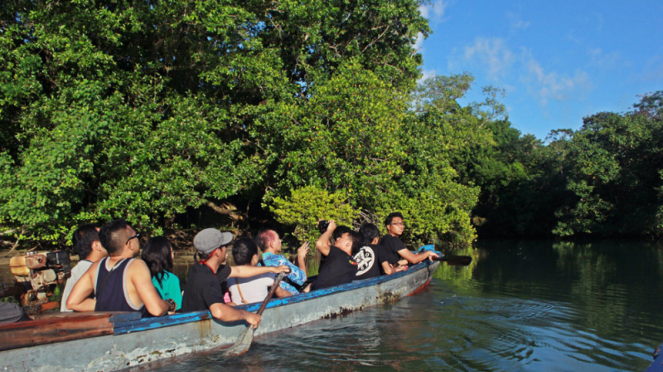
[0,0,484,249]
[1,0,661,250]
[471,92,663,238]
[271,186,359,244]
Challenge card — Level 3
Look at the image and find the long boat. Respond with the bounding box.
[0,259,440,371]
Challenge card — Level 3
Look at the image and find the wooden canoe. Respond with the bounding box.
[0,260,440,371]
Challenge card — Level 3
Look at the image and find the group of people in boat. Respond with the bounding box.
[45,212,436,327]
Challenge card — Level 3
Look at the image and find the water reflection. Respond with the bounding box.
[99,241,663,370]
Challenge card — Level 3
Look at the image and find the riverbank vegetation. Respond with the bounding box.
[1,1,661,251]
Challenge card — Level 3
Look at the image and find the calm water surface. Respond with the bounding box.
[147,240,663,372]
[5,240,660,371]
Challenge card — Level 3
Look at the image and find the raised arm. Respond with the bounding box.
[66,264,97,312]
[229,265,290,278]
[296,241,309,274]
[397,249,439,265]
[315,220,336,257]
[130,260,170,317]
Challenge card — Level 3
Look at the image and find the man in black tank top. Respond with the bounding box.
[67,219,175,316]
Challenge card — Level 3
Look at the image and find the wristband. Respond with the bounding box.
[166,299,176,312]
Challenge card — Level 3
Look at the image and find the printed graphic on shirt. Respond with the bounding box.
[353,246,375,275]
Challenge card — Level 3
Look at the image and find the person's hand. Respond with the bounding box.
[244,311,261,328]
[297,242,309,260]
[427,251,440,262]
[395,264,408,272]
[272,265,291,274]
[327,219,337,232]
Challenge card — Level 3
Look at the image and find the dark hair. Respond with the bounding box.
[384,212,404,226]
[359,223,381,246]
[141,236,173,286]
[332,226,353,241]
[72,224,99,259]
[333,226,363,255]
[232,237,258,266]
[99,219,131,256]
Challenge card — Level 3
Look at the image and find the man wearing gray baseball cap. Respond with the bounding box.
[181,228,290,327]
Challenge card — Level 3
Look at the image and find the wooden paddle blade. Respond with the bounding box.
[223,272,287,358]
[443,255,473,266]
[223,326,256,358]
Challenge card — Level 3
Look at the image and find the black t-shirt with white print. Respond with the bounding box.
[353,244,390,280]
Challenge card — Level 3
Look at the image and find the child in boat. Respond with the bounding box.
[141,236,182,311]
[228,237,293,304]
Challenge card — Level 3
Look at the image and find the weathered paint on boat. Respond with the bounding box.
[0,260,439,371]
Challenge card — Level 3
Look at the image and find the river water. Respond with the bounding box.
[141,239,663,372]
[3,239,661,371]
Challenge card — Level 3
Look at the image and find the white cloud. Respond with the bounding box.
[419,0,450,23]
[587,48,620,69]
[512,20,530,29]
[458,37,592,106]
[463,37,516,78]
[524,56,592,106]
[413,32,425,53]
[506,12,530,30]
[421,69,436,82]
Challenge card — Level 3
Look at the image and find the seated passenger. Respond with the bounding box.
[354,223,407,280]
[228,237,293,304]
[67,219,175,316]
[380,212,438,265]
[256,229,308,294]
[61,223,108,312]
[311,221,361,291]
[180,228,290,327]
[142,236,182,311]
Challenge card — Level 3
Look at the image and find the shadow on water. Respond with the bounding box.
[144,240,663,371]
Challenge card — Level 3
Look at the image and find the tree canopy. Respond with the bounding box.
[1,0,661,250]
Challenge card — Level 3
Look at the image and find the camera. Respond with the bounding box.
[317,220,330,234]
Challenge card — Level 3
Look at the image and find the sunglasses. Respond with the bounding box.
[126,233,140,245]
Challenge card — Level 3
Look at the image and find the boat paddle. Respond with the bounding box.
[433,255,473,266]
[223,271,287,358]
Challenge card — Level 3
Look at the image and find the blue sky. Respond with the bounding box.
[416,1,663,140]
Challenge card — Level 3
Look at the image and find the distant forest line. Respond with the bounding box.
[1,0,662,251]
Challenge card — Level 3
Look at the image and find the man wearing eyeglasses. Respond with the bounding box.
[381,212,438,266]
[67,219,174,317]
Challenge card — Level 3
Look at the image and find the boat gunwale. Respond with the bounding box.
[111,260,436,334]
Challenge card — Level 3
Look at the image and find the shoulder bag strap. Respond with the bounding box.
[234,277,247,304]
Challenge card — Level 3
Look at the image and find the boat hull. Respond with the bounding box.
[1,260,439,371]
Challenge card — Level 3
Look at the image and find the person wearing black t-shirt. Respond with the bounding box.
[180,228,290,327]
[380,212,438,265]
[354,223,408,280]
[310,221,361,290]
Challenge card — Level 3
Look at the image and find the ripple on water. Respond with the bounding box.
[141,240,663,372]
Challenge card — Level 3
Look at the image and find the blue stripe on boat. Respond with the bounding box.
[112,260,436,335]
